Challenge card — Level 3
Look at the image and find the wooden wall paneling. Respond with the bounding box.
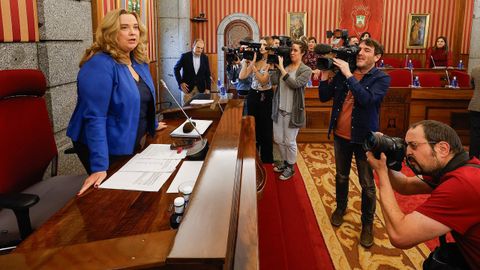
[206,53,218,90]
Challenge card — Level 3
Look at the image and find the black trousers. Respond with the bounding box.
[470,111,480,158]
[247,89,274,163]
[73,141,130,174]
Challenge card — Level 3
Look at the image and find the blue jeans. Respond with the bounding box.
[333,136,376,225]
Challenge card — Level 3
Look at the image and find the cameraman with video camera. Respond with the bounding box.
[318,38,390,248]
[366,120,480,269]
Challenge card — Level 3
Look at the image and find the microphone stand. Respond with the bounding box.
[160,80,209,160]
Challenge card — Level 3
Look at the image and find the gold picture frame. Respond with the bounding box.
[287,12,307,40]
[406,13,430,49]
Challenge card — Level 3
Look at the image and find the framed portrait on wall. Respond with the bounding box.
[406,13,430,49]
[287,12,306,40]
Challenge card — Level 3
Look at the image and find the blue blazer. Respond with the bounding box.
[67,52,157,172]
[319,67,391,143]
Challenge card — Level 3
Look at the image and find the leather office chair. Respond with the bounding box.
[0,69,85,251]
[450,70,472,88]
[414,71,444,87]
[386,69,412,87]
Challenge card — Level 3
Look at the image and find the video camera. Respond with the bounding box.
[239,40,263,61]
[315,29,359,71]
[266,35,292,66]
[221,47,241,65]
[363,132,406,171]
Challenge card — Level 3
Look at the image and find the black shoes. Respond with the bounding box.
[360,223,374,248]
[330,208,346,227]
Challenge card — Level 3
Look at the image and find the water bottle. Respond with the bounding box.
[407,59,413,70]
[451,76,459,88]
[220,83,226,97]
[307,79,312,87]
[458,60,464,70]
[217,78,222,91]
[379,59,384,68]
[170,197,185,229]
[413,76,420,88]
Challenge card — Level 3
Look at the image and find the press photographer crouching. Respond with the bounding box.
[366,120,480,269]
[318,38,390,248]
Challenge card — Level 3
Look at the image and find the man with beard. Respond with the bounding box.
[367,120,480,269]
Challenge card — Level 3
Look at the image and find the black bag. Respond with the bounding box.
[423,235,470,270]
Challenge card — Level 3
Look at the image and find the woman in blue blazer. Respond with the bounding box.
[67,9,165,196]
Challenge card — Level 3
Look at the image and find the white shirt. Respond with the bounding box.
[193,54,201,74]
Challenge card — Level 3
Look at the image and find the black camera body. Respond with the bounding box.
[266,46,292,66]
[363,131,406,171]
[222,47,241,65]
[239,41,263,61]
[315,29,359,71]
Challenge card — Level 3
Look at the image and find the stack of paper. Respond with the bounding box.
[99,144,185,192]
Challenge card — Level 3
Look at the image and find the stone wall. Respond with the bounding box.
[0,0,92,175]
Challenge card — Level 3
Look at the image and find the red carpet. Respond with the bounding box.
[258,164,334,270]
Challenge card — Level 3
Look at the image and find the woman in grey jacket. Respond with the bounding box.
[271,40,312,180]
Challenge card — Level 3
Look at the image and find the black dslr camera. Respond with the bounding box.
[363,132,406,171]
[239,40,263,61]
[315,29,359,71]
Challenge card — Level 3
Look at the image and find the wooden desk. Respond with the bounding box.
[2,99,259,270]
[300,86,473,144]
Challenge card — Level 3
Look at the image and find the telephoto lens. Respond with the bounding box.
[363,132,406,171]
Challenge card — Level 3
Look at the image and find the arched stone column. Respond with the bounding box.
[216,13,260,84]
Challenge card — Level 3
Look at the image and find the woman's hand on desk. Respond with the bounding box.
[77,171,107,196]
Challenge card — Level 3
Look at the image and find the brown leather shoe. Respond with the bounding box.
[360,223,374,248]
[330,208,345,227]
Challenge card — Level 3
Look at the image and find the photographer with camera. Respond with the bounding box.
[239,36,274,163]
[366,120,480,269]
[318,38,390,248]
[271,40,312,180]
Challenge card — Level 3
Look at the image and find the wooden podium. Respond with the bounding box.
[1,99,260,270]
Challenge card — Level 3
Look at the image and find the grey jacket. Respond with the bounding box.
[271,63,312,128]
[468,66,480,112]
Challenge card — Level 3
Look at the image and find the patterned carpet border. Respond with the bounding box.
[297,143,431,270]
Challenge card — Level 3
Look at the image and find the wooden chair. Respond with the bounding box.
[0,69,85,251]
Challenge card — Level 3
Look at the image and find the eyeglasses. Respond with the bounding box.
[404,141,438,150]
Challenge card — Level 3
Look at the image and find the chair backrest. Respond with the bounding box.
[0,70,57,193]
[450,70,472,88]
[381,57,403,68]
[414,71,444,87]
[385,69,412,87]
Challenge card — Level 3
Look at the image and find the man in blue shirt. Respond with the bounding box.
[318,38,390,248]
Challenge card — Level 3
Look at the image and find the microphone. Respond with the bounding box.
[314,43,333,55]
[444,69,451,86]
[160,79,209,160]
[430,55,436,68]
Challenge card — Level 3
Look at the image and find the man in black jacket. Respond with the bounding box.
[174,39,212,105]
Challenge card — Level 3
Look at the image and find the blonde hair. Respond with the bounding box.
[80,9,148,67]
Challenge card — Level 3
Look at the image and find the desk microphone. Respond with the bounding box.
[444,69,451,86]
[431,56,436,68]
[160,79,209,160]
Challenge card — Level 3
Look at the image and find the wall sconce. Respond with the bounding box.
[191,12,207,22]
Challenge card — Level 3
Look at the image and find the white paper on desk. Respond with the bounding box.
[99,171,170,192]
[190,99,214,105]
[119,155,181,172]
[138,144,186,159]
[170,119,213,138]
[167,161,204,193]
